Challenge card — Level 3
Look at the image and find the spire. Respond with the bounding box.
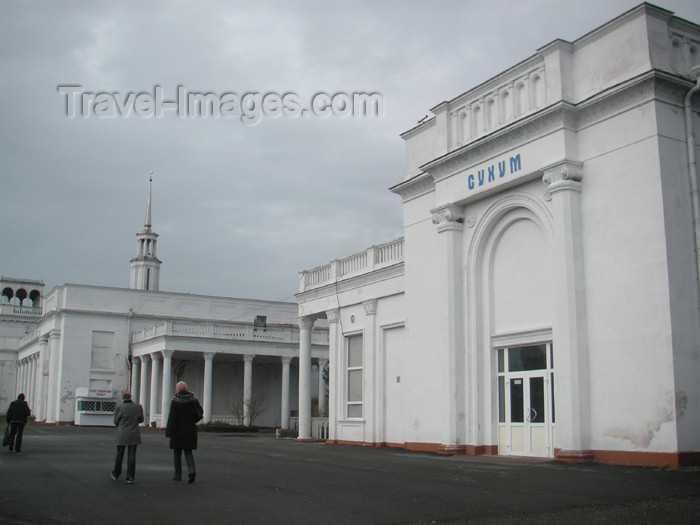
[145,172,153,232]
[130,172,161,291]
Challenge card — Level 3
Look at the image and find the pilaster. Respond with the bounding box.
[431,204,468,454]
[542,161,591,461]
[326,309,340,441]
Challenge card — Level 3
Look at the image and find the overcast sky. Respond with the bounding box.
[2,0,700,303]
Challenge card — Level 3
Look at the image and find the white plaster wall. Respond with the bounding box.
[401,192,455,445]
[55,313,130,422]
[657,103,700,451]
[579,99,678,453]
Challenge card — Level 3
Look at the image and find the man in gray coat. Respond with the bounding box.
[111,390,144,484]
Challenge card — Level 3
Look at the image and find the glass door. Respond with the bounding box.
[497,344,554,457]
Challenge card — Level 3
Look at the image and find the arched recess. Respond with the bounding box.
[2,287,13,304]
[464,193,554,451]
[30,289,41,307]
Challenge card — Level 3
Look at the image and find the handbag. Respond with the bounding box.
[2,425,9,447]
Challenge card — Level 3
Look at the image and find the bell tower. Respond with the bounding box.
[130,176,161,291]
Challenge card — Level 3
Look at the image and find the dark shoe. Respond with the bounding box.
[15,450,20,453]
[8,447,12,451]
[188,472,196,484]
[172,477,182,481]
[111,472,118,481]
[126,477,134,484]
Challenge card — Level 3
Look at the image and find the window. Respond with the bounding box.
[346,334,363,419]
[91,331,114,370]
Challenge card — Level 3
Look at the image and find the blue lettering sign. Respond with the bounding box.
[509,154,521,173]
[466,152,523,192]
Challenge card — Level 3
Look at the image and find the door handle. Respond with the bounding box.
[530,408,537,422]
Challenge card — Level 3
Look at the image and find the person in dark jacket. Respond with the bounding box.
[111,390,144,484]
[6,393,31,452]
[165,381,203,483]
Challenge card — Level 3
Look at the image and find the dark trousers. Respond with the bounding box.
[8,422,25,451]
[114,445,137,479]
[173,448,195,480]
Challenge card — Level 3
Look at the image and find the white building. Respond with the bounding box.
[9,180,329,431]
[297,3,700,466]
[1,276,45,410]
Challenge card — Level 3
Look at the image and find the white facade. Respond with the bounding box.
[298,3,700,466]
[7,183,330,432]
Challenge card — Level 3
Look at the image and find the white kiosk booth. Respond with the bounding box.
[74,388,118,426]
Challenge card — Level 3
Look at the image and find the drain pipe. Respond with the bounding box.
[684,67,700,308]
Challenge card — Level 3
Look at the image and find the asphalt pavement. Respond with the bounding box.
[1,423,700,524]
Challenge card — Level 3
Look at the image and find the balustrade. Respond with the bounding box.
[300,237,404,292]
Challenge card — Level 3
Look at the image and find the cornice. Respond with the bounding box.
[390,172,435,202]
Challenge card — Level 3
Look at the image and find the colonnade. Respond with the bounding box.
[130,321,327,433]
[15,352,41,410]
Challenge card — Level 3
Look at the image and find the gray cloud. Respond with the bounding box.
[2,0,699,301]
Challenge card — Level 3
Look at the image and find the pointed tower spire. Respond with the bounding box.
[130,174,161,291]
[144,172,153,232]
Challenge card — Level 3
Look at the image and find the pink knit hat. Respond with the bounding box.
[176,381,188,393]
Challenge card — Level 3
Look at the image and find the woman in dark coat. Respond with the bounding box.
[111,390,144,484]
[165,381,203,483]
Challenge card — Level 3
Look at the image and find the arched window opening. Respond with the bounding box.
[473,105,483,136]
[532,75,544,108]
[30,289,41,307]
[515,82,527,116]
[16,288,28,306]
[2,287,13,304]
[501,91,512,122]
[487,99,497,130]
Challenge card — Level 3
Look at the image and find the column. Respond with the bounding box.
[46,330,61,424]
[29,355,38,409]
[203,352,215,424]
[280,356,292,429]
[431,204,467,454]
[326,309,340,440]
[243,354,254,426]
[149,353,162,426]
[298,317,315,440]
[35,336,49,421]
[543,162,590,460]
[317,358,328,417]
[160,350,174,424]
[131,356,141,401]
[139,354,150,423]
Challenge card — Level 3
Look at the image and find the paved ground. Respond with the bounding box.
[1,424,700,524]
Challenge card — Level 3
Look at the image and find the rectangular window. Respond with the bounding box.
[91,331,114,370]
[346,334,363,419]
